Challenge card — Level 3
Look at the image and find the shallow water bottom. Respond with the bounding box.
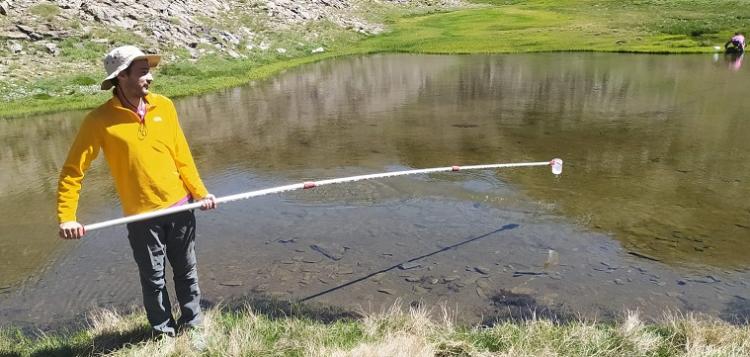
[3,184,749,329]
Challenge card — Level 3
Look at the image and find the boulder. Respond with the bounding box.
[39,31,70,40]
[45,42,59,56]
[9,41,22,54]
[2,31,28,40]
[16,24,35,34]
[56,0,84,10]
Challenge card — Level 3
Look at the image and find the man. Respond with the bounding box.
[57,45,216,338]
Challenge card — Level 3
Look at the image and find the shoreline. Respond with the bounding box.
[2,299,748,356]
[0,49,718,120]
[2,0,743,119]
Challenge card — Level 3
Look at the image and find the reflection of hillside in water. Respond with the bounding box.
[1,53,749,288]
[176,54,462,172]
[470,54,750,268]
[177,53,750,267]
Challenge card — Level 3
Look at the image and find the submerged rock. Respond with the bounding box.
[310,243,346,261]
[687,275,721,284]
[442,275,459,282]
[219,281,243,287]
[473,266,490,275]
[377,288,395,295]
[476,287,487,298]
[398,261,421,270]
[513,271,546,277]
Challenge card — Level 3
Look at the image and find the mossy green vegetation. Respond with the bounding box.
[360,0,749,54]
[28,3,61,21]
[1,305,749,356]
[2,0,750,118]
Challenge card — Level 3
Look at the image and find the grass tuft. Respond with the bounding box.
[1,303,750,356]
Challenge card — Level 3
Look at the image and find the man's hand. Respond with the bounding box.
[199,194,217,210]
[59,221,85,240]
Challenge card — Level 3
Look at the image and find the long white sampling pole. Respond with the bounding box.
[84,159,563,232]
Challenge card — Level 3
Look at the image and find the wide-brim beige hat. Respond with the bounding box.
[101,45,161,90]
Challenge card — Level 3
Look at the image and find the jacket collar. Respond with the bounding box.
[109,91,157,111]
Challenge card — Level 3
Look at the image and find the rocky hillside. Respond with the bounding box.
[0,0,465,89]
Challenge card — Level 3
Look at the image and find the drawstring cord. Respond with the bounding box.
[116,88,148,139]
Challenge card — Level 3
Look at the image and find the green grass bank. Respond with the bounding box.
[2,0,750,119]
[2,303,749,356]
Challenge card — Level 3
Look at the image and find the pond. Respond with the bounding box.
[1,53,749,328]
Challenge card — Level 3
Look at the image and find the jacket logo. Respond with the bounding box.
[153,116,163,122]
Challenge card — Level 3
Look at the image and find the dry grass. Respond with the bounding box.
[2,301,750,356]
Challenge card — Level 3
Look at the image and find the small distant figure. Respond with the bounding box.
[725,32,745,53]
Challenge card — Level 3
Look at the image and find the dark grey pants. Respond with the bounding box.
[127,210,202,335]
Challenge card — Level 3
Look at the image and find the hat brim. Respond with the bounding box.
[101,54,161,90]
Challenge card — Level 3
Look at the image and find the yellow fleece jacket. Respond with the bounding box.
[57,92,209,223]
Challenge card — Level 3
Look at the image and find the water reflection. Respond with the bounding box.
[1,53,749,292]
[727,52,744,71]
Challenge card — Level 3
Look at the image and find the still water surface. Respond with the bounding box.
[1,53,749,327]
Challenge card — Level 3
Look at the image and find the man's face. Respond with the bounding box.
[117,59,153,98]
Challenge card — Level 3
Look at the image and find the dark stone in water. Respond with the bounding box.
[377,288,395,295]
[687,275,721,284]
[513,271,546,277]
[452,124,479,128]
[483,289,578,325]
[310,244,345,261]
[627,251,662,262]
